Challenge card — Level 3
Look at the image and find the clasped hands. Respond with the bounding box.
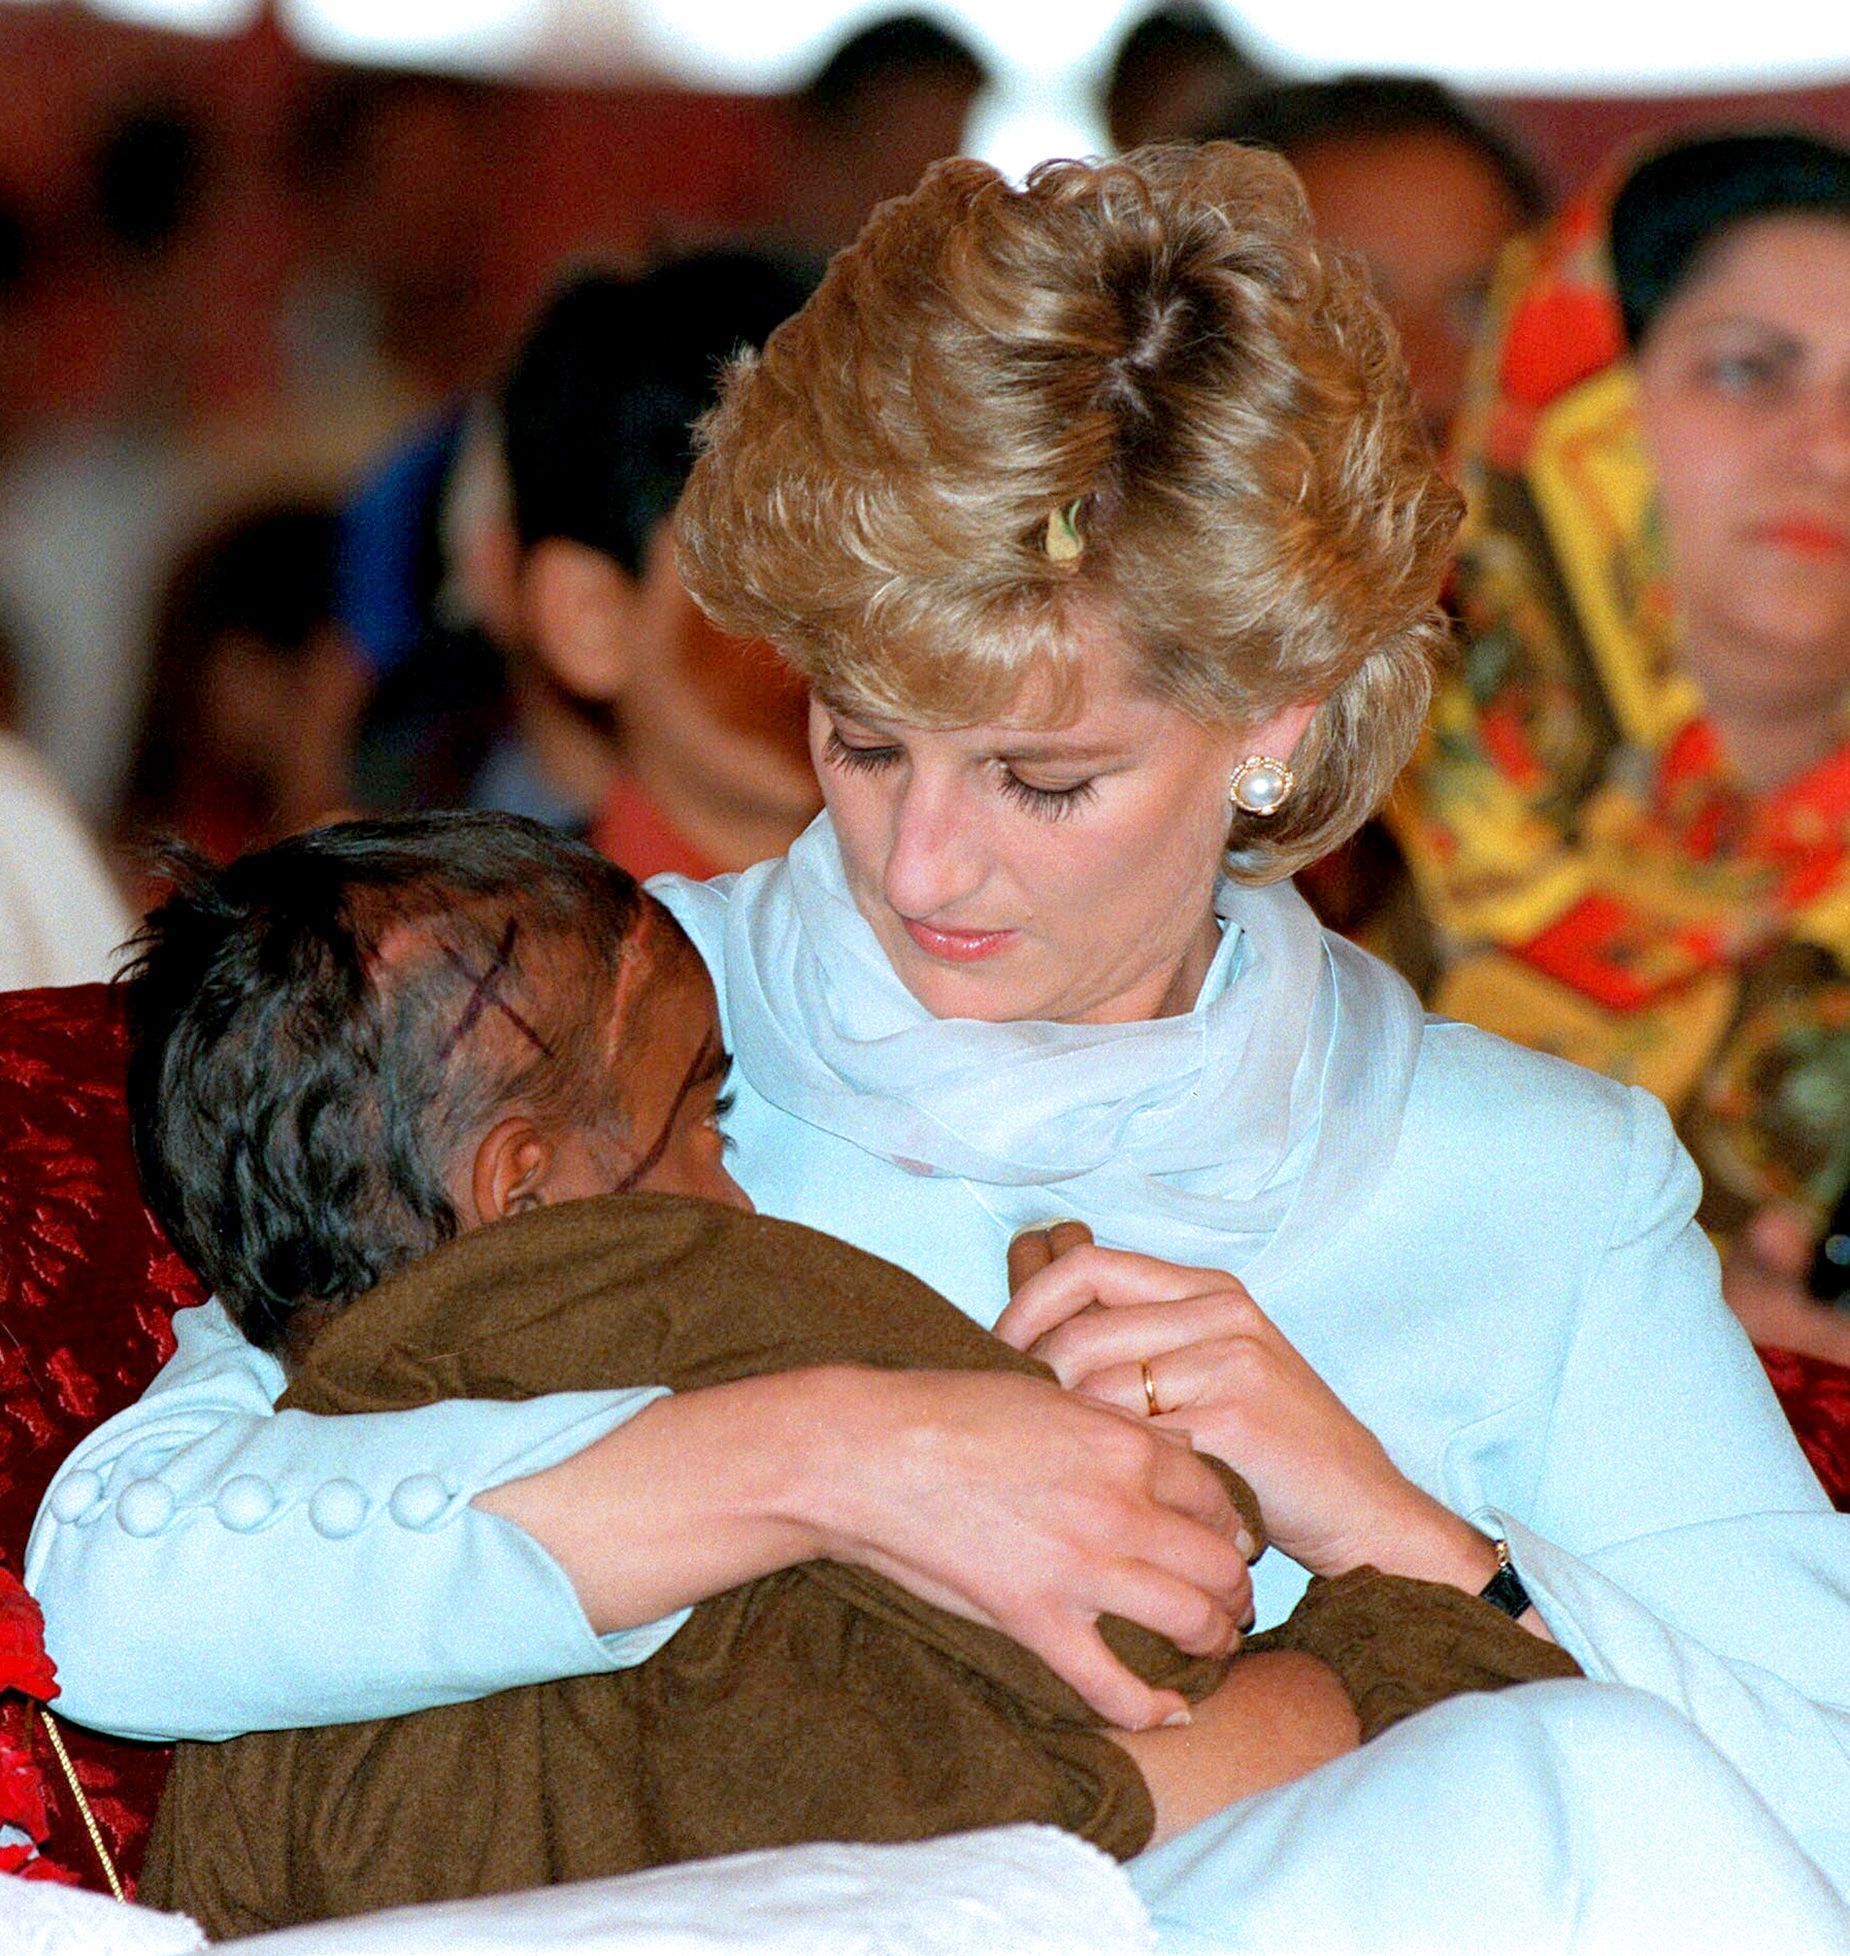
[921,1221,1503,1728]
[997,1222,1440,1584]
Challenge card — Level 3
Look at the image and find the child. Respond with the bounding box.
[122,812,1576,1938]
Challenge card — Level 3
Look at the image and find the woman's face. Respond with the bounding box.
[813,630,1313,1026]
[1291,128,1528,443]
[1634,213,1850,709]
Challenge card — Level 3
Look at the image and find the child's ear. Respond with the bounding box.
[469,1115,555,1225]
[521,539,641,704]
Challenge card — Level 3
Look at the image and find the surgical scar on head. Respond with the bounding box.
[433,918,556,1063]
[611,1034,726,1194]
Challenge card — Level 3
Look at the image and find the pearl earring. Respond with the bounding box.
[1228,755,1295,817]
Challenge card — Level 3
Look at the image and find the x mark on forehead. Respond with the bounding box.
[433,917,556,1063]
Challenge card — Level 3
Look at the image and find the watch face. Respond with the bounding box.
[1479,1549,1532,1620]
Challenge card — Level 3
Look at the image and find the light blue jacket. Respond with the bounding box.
[25,841,1850,1947]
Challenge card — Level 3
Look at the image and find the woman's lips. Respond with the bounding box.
[901,917,1017,962]
[1759,518,1850,559]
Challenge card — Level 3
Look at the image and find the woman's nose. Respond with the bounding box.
[1794,382,1850,483]
[881,771,984,919]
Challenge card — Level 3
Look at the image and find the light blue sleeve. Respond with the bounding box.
[1466,1086,1850,1888]
[25,1300,689,1742]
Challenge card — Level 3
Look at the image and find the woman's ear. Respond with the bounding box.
[1245,698,1321,762]
[520,539,642,704]
[468,1115,555,1226]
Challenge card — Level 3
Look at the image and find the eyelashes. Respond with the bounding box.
[822,729,897,774]
[708,1087,738,1156]
[995,772,1097,821]
[822,729,1098,821]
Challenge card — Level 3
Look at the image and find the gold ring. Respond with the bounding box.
[1140,1358,1159,1418]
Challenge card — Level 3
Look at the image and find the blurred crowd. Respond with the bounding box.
[4,5,1850,1360]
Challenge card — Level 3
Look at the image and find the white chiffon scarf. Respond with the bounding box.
[715,817,1426,1284]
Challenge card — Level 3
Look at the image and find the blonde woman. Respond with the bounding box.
[34,146,1850,1948]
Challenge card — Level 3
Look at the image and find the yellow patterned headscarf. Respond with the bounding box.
[1387,156,1850,1237]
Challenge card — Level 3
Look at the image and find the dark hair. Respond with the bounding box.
[1215,75,1548,224]
[293,70,501,194]
[122,812,642,1351]
[797,14,987,125]
[161,504,338,660]
[1611,131,1850,348]
[93,104,204,258]
[1103,4,1266,150]
[499,252,814,580]
[124,502,341,839]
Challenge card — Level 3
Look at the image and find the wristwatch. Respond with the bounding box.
[1478,1537,1533,1620]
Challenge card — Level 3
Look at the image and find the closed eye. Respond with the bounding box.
[826,722,1098,819]
[824,729,899,772]
[996,771,1098,820]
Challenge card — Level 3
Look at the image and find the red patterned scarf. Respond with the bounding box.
[1388,162,1850,1240]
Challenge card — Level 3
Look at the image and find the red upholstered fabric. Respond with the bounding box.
[1761,1345,1850,1513]
[0,983,206,1894]
[0,981,1848,1900]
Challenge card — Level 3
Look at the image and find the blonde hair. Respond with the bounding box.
[677,142,1461,879]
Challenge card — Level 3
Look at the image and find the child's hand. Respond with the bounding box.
[1007,1219,1096,1294]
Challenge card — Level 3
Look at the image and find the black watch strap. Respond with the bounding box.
[1478,1538,1532,1619]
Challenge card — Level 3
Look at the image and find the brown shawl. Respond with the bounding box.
[141,1193,1575,1939]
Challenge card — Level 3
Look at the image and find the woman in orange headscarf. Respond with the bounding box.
[1388,131,1850,1368]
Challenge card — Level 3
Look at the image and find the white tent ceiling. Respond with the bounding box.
[31,0,1850,177]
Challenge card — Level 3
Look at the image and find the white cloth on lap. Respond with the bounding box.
[0,1871,205,1955]
[6,1826,1152,1956]
[217,1827,1153,1955]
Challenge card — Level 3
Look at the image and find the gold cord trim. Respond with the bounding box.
[28,1704,126,1903]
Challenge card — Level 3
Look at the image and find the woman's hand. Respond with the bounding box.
[791,1365,1255,1730]
[994,1244,1501,1596]
[1724,1204,1850,1368]
[482,1361,1255,1733]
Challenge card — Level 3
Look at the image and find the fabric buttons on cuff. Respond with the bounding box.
[388,1474,450,1530]
[307,1479,369,1539]
[214,1475,277,1533]
[48,1470,105,1524]
[116,1479,177,1537]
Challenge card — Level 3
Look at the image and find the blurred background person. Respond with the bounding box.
[339,406,523,817]
[1216,77,1549,444]
[1101,3,1268,153]
[118,500,365,870]
[0,100,223,828]
[283,72,512,429]
[0,619,131,989]
[0,78,446,835]
[774,15,988,265]
[400,249,822,878]
[1384,130,1850,1365]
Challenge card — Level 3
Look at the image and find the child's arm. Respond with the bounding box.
[1113,1649,1360,1844]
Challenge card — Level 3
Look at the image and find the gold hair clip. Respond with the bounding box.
[1044,499,1084,564]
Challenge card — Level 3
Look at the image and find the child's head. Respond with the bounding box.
[123,811,743,1355]
[494,256,820,851]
